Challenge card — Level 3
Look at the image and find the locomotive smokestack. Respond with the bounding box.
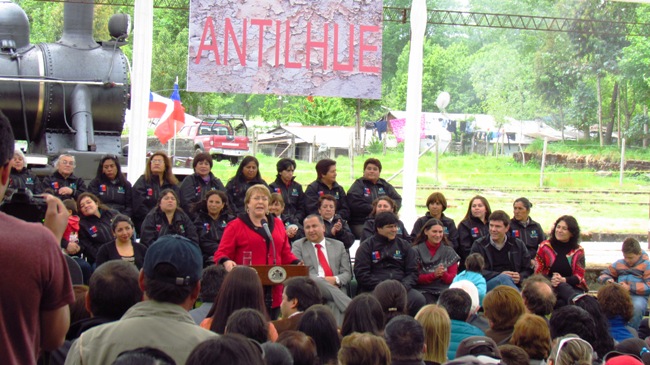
[59,0,97,49]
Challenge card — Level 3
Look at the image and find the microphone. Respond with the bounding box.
[261,218,277,265]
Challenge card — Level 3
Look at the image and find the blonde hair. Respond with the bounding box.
[338,332,391,365]
[547,335,593,365]
[244,184,272,206]
[415,304,451,364]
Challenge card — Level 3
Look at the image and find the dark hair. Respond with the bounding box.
[384,315,425,361]
[225,308,269,344]
[0,111,14,166]
[63,198,78,214]
[521,275,556,317]
[193,152,213,169]
[374,211,399,230]
[270,192,285,208]
[261,342,293,365]
[112,347,176,365]
[234,156,261,182]
[488,210,510,227]
[598,283,634,322]
[513,197,532,211]
[462,195,492,222]
[144,151,178,185]
[155,188,180,210]
[338,332,391,365]
[70,285,91,324]
[341,293,385,337]
[465,253,485,272]
[498,344,530,365]
[186,334,265,365]
[550,215,581,249]
[199,265,227,302]
[370,196,397,217]
[482,285,525,331]
[277,330,318,365]
[437,288,472,321]
[549,305,596,345]
[90,261,142,319]
[96,154,127,185]
[144,263,195,304]
[276,158,296,174]
[425,192,447,212]
[364,158,382,172]
[413,218,450,246]
[571,294,615,359]
[318,194,337,208]
[209,266,268,334]
[297,305,341,365]
[372,280,408,322]
[315,158,336,179]
[76,192,111,216]
[622,237,642,255]
[284,277,323,312]
[111,214,135,232]
[192,189,230,217]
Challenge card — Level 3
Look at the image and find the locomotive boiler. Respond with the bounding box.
[0,0,130,164]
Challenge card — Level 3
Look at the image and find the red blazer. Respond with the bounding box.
[215,216,298,307]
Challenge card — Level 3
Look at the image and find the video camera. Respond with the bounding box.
[1,188,48,223]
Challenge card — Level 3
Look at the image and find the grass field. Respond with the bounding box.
[210,151,650,236]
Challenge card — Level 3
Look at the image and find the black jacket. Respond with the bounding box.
[140,208,199,248]
[304,179,350,221]
[41,171,87,200]
[269,176,306,224]
[509,217,546,259]
[458,216,489,262]
[88,176,133,217]
[78,209,118,264]
[131,175,179,223]
[346,177,402,225]
[469,235,533,282]
[354,233,418,292]
[410,213,459,251]
[225,176,269,215]
[193,210,234,266]
[179,172,226,219]
[9,167,41,194]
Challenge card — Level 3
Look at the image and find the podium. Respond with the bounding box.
[249,264,309,318]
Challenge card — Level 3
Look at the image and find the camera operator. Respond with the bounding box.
[0,110,74,364]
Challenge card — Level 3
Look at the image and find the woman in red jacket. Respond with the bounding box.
[214,184,299,318]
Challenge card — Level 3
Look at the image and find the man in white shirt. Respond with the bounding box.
[292,214,352,324]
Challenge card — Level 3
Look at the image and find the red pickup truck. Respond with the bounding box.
[178,114,251,165]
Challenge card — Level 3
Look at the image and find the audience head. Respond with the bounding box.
[438,288,472,321]
[547,335,593,365]
[622,237,643,267]
[549,306,596,346]
[277,331,317,365]
[111,347,176,365]
[415,304,451,364]
[71,285,91,324]
[449,280,480,315]
[315,158,336,180]
[384,315,425,362]
[235,155,261,182]
[145,151,177,184]
[463,195,492,222]
[465,253,485,273]
[198,265,227,303]
[370,196,398,217]
[605,338,648,364]
[63,198,78,215]
[521,274,556,317]
[511,313,551,361]
[261,342,294,365]
[373,211,399,232]
[571,293,615,358]
[498,344,530,365]
[192,152,213,169]
[186,334,264,365]
[96,154,126,183]
[225,308,269,344]
[276,158,296,175]
[482,285,525,331]
[598,283,634,323]
[372,280,408,322]
[281,277,323,319]
[89,260,142,320]
[193,190,230,217]
[425,192,448,213]
[341,293,385,337]
[209,266,267,334]
[338,332,391,365]
[550,215,580,249]
[142,235,202,305]
[297,304,340,365]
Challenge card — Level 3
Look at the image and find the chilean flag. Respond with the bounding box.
[153,80,186,144]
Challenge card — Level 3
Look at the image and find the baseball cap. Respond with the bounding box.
[604,354,643,365]
[456,336,501,359]
[143,235,202,286]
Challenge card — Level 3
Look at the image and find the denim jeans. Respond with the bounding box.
[486,273,519,292]
[630,294,649,330]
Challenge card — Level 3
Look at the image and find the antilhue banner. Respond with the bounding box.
[187,0,383,99]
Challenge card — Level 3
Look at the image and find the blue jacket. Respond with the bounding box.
[448,319,484,360]
[453,271,487,306]
[608,316,636,342]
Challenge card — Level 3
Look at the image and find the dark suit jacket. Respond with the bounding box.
[272,312,304,335]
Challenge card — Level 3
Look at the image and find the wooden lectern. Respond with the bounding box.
[250,264,309,318]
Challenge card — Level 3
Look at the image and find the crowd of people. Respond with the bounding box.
[4,109,650,364]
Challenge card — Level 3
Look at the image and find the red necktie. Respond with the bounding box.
[315,243,334,277]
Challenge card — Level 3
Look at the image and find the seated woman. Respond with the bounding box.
[179,152,226,220]
[41,154,87,200]
[96,214,147,269]
[225,155,269,216]
[510,197,546,260]
[77,192,118,266]
[269,193,304,244]
[535,215,588,307]
[318,194,355,250]
[88,155,133,217]
[304,158,349,221]
[457,195,491,270]
[139,189,198,248]
[360,196,410,243]
[412,218,460,304]
[192,190,234,267]
[9,148,41,194]
[269,158,306,224]
[410,192,458,250]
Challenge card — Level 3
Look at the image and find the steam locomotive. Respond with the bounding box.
[0,0,130,177]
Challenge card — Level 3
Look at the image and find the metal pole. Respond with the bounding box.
[619,138,625,186]
[539,137,548,188]
[435,132,439,182]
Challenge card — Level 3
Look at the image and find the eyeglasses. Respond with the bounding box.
[151,159,165,164]
[60,160,75,166]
